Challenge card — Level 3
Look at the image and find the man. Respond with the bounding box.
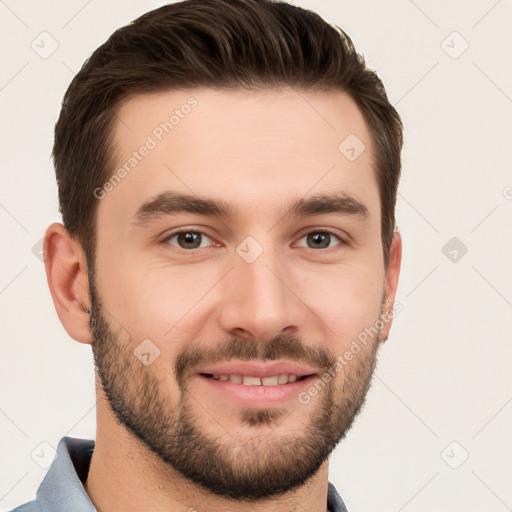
[12,0,402,510]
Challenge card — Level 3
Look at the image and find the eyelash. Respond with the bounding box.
[161,228,347,251]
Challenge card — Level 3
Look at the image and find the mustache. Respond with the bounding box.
[174,333,336,384]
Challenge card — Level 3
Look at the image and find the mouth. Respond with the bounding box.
[200,373,311,386]
[192,361,319,409]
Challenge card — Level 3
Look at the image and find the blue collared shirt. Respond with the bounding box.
[10,437,348,511]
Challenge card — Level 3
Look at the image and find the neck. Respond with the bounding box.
[84,391,330,512]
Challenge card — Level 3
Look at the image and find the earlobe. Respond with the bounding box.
[44,222,92,345]
[380,231,402,342]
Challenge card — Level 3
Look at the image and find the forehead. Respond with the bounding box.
[100,87,378,227]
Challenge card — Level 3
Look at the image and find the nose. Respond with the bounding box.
[217,246,305,344]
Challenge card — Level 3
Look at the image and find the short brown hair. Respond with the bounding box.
[53,0,403,268]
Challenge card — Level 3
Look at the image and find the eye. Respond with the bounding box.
[163,230,215,250]
[295,230,344,250]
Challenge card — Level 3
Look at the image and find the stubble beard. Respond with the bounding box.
[88,273,380,501]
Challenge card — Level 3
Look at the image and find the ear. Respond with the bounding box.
[380,231,402,342]
[44,222,92,344]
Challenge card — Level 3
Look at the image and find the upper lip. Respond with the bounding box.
[196,361,319,378]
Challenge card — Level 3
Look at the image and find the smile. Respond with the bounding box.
[202,373,310,386]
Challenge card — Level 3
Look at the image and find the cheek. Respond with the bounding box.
[95,252,218,349]
[296,261,384,347]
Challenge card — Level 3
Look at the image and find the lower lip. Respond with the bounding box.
[193,374,317,409]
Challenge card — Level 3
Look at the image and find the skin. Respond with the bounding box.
[44,87,401,512]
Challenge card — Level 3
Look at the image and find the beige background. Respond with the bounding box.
[1,1,511,510]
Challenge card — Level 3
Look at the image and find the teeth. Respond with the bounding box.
[243,376,262,386]
[210,374,302,385]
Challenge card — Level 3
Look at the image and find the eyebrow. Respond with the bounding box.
[132,190,368,225]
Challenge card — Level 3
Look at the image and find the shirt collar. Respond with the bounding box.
[327,481,349,512]
[36,436,95,512]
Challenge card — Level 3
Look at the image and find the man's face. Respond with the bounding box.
[89,87,397,499]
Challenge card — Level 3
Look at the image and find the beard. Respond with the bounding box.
[88,272,381,501]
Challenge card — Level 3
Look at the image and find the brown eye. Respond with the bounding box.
[165,231,213,249]
[297,231,343,250]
